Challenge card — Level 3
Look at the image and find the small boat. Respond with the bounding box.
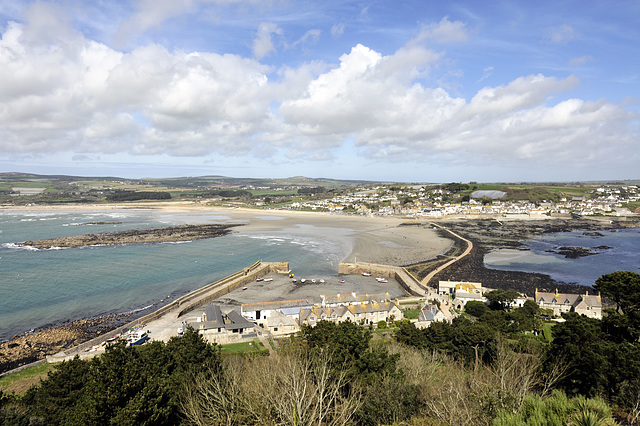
[300,278,306,283]
[256,278,263,282]
[319,279,325,283]
[339,279,345,283]
[376,277,388,283]
[127,330,149,346]
[263,278,273,282]
[292,279,297,283]
[242,286,248,290]
[311,279,316,283]
[362,272,371,276]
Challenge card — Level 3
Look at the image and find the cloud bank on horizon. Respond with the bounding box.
[0,0,638,182]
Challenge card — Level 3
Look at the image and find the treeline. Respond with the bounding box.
[1,271,638,425]
[106,191,172,201]
[180,189,252,198]
[297,186,325,195]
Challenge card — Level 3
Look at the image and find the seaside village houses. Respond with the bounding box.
[190,291,404,343]
[436,280,601,319]
[189,283,601,344]
[534,288,602,319]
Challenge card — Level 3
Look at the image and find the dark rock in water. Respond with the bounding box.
[583,231,604,237]
[594,245,613,250]
[547,246,598,259]
[16,223,243,249]
[79,221,123,225]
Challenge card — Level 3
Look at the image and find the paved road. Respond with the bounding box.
[420,223,473,287]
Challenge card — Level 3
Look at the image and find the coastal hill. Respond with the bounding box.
[2,172,639,214]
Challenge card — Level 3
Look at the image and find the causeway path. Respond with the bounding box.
[420,223,473,287]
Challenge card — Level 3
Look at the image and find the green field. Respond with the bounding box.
[402,309,420,320]
[220,338,267,354]
[0,362,58,395]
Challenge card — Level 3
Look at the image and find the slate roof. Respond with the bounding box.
[535,290,601,308]
[321,291,392,305]
[225,310,255,331]
[241,298,316,313]
[197,305,255,331]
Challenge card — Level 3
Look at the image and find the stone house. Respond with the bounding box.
[534,289,602,319]
[241,299,315,324]
[415,304,449,329]
[300,301,403,327]
[191,305,256,344]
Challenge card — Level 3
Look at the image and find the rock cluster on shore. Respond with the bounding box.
[424,217,640,296]
[0,314,132,374]
[17,223,242,249]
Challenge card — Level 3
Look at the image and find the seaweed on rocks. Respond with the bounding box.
[419,216,640,296]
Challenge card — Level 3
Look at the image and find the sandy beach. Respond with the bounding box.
[2,203,639,373]
[1,203,454,373]
[1,203,453,266]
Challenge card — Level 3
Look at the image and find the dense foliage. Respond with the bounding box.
[2,271,640,425]
[297,186,326,195]
[106,191,172,201]
[1,329,220,425]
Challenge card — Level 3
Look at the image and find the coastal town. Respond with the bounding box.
[282,183,640,218]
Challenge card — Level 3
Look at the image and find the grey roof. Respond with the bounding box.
[322,292,391,305]
[225,310,255,330]
[471,190,506,199]
[242,298,316,313]
[200,305,225,328]
[536,291,601,308]
[419,310,438,322]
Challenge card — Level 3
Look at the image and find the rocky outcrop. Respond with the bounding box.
[546,245,612,259]
[0,315,132,374]
[17,223,242,249]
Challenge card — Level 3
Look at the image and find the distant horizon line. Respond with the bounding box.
[1,171,639,186]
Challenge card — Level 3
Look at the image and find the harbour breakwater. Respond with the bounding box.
[16,223,242,249]
[0,261,290,376]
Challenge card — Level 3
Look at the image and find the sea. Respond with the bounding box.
[0,209,353,342]
[484,228,640,287]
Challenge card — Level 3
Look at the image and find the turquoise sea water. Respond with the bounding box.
[484,228,640,286]
[0,210,350,341]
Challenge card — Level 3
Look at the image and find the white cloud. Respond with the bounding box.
[548,24,575,44]
[253,22,282,59]
[114,0,194,48]
[414,17,468,44]
[0,12,637,176]
[290,29,321,49]
[568,55,593,67]
[331,23,345,38]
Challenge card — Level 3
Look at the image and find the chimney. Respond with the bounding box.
[321,295,325,307]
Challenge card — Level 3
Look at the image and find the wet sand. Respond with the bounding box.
[3,204,638,374]
[0,205,452,373]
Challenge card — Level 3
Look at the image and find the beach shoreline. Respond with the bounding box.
[2,204,639,374]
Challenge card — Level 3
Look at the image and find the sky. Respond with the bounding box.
[0,0,639,183]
